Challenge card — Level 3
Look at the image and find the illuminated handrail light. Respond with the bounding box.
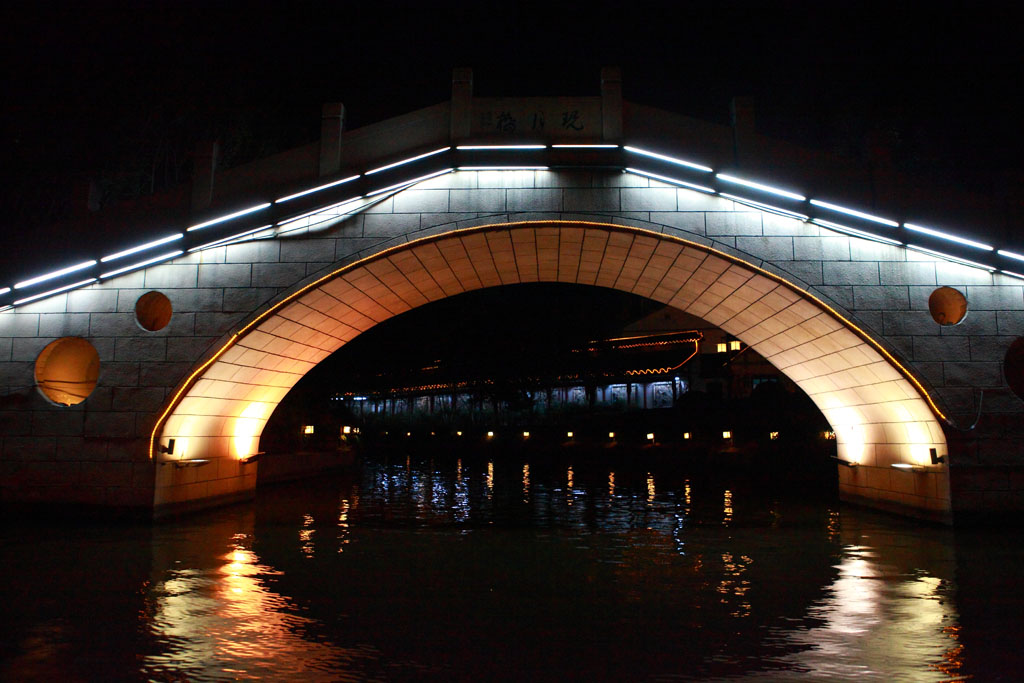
[812,218,902,246]
[623,146,713,172]
[13,278,97,306]
[904,223,993,251]
[275,175,360,203]
[809,199,899,227]
[625,168,714,193]
[457,166,549,171]
[365,147,451,175]
[906,244,996,272]
[997,249,1024,261]
[277,196,363,228]
[456,144,547,150]
[1000,270,1024,280]
[14,260,97,290]
[720,193,809,221]
[0,287,10,296]
[365,168,453,197]
[717,174,805,201]
[188,225,273,252]
[551,144,619,148]
[100,233,183,262]
[187,202,271,231]
[100,250,184,279]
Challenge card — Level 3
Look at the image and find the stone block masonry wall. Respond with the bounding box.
[1,168,1021,519]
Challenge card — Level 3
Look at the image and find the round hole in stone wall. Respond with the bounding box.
[34,337,100,406]
[1005,337,1024,401]
[135,291,172,331]
[928,286,968,325]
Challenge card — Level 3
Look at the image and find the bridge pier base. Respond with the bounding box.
[153,458,257,520]
[838,465,954,524]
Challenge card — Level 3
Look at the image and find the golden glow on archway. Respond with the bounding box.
[233,402,269,459]
[150,218,950,500]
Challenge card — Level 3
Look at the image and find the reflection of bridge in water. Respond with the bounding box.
[1,68,1022,523]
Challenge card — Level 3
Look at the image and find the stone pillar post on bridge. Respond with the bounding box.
[730,96,756,168]
[601,66,623,143]
[190,140,219,213]
[319,102,345,177]
[450,67,474,142]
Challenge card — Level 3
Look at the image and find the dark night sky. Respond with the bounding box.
[1,1,1022,263]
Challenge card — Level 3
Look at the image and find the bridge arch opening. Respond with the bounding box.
[261,280,836,474]
[152,221,950,518]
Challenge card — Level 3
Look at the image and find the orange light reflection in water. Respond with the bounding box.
[144,533,373,680]
[766,544,968,680]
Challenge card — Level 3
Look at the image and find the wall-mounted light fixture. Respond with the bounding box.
[173,458,212,468]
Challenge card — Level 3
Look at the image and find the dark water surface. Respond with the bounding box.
[2,451,1022,681]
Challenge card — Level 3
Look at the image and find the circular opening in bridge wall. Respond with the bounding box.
[1005,338,1024,401]
[928,286,968,326]
[135,291,172,331]
[34,337,100,406]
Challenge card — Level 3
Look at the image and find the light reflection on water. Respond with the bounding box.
[1,451,1018,680]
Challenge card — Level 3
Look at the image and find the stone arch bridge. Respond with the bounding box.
[2,69,1022,522]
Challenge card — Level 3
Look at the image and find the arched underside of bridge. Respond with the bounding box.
[154,220,950,520]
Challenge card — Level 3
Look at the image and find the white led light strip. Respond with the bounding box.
[100,233,184,262]
[456,145,546,150]
[717,174,805,201]
[14,278,98,306]
[457,166,549,171]
[187,203,271,231]
[809,199,899,227]
[720,193,808,221]
[277,197,364,228]
[812,219,902,246]
[365,169,453,197]
[14,260,97,290]
[275,175,360,203]
[625,168,714,193]
[623,146,712,172]
[906,244,996,272]
[904,222,992,251]
[365,147,451,175]
[8,142,1024,311]
[100,250,184,279]
[188,225,274,252]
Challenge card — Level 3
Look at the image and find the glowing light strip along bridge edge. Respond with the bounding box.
[3,144,1024,311]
